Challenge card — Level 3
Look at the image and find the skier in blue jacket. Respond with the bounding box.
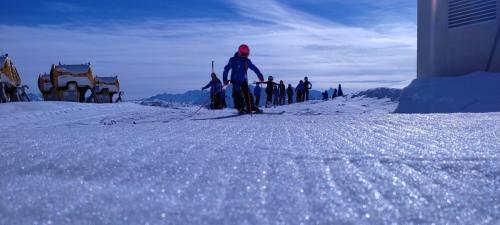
[223,44,265,113]
[296,80,306,103]
[202,73,223,109]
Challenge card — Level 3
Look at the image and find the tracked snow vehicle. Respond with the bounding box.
[50,63,95,102]
[40,63,122,103]
[0,54,29,103]
[93,76,121,103]
[37,73,58,101]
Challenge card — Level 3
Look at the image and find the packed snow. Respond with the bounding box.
[1,95,500,225]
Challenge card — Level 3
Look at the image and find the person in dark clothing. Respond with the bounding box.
[338,84,344,97]
[296,80,305,103]
[254,84,262,107]
[304,77,313,101]
[322,91,329,100]
[223,44,265,113]
[202,73,223,109]
[287,84,294,104]
[278,80,286,105]
[332,88,338,99]
[257,76,278,108]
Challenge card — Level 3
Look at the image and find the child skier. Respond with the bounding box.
[256,76,278,108]
[202,73,223,109]
[223,44,265,114]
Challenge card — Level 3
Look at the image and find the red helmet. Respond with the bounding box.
[238,44,250,57]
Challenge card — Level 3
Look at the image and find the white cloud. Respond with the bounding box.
[0,0,416,99]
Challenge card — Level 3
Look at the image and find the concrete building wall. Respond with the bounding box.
[418,0,500,78]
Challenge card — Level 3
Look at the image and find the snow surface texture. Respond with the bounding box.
[396,72,500,113]
[1,97,500,225]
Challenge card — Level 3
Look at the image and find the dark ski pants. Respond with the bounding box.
[266,91,273,105]
[232,82,254,112]
[297,93,304,103]
[210,93,223,110]
[288,94,293,104]
[305,91,310,101]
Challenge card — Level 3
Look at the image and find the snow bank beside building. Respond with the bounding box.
[351,88,402,102]
[395,72,500,113]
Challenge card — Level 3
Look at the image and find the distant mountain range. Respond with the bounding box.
[141,85,327,108]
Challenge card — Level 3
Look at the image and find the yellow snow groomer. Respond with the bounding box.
[37,73,58,101]
[93,76,121,103]
[0,54,28,103]
[49,63,95,102]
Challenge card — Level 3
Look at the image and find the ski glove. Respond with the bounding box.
[224,80,229,86]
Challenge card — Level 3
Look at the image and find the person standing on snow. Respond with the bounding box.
[322,91,329,100]
[304,77,313,101]
[254,83,262,107]
[257,76,278,108]
[296,80,306,103]
[338,84,344,97]
[279,80,286,105]
[287,84,294,104]
[223,44,265,113]
[332,88,338,99]
[202,73,223,109]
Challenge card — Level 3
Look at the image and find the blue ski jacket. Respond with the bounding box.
[202,79,223,96]
[223,53,264,84]
[254,85,262,96]
[296,83,305,93]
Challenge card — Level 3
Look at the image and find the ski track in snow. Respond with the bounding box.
[0,98,499,225]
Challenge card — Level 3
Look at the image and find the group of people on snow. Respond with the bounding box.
[201,44,345,114]
[253,76,313,108]
[322,84,344,101]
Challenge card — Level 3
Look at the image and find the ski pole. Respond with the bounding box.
[191,84,228,116]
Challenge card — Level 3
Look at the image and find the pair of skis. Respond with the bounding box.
[192,111,285,121]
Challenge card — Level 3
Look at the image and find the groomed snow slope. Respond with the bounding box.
[1,98,499,225]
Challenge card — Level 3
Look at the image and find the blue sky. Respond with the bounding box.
[0,0,417,99]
